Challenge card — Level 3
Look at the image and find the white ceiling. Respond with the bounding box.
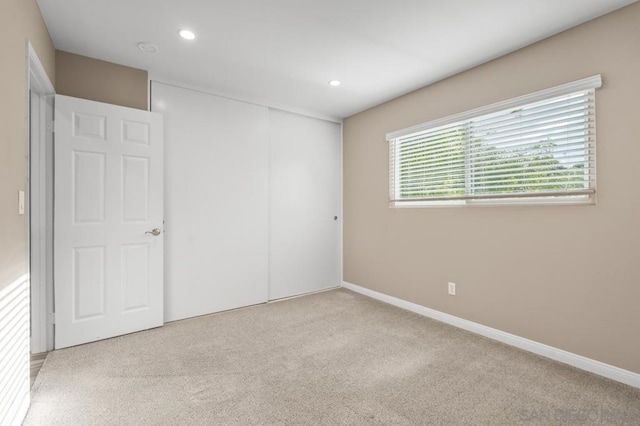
[37,0,636,120]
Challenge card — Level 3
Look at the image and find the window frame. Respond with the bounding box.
[386,75,601,208]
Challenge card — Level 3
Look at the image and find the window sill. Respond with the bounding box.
[390,196,595,208]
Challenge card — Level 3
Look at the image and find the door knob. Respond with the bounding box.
[145,228,161,236]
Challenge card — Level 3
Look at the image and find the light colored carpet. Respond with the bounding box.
[26,289,640,425]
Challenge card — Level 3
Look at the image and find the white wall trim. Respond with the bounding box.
[341,281,640,389]
[27,41,56,354]
[27,42,55,94]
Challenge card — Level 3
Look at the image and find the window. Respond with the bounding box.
[387,76,601,207]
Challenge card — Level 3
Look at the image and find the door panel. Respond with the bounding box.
[121,244,150,311]
[122,156,150,221]
[151,82,269,322]
[73,246,106,320]
[72,151,106,223]
[54,95,163,349]
[269,110,341,300]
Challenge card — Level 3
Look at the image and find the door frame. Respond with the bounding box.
[27,41,55,354]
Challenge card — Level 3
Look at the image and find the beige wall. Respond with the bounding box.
[56,51,148,110]
[344,3,640,374]
[0,0,55,292]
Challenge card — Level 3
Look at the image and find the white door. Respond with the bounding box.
[269,110,341,300]
[54,95,163,349]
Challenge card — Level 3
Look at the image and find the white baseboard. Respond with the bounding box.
[341,281,640,389]
[268,286,341,303]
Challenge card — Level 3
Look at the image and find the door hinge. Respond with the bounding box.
[49,312,56,325]
[47,120,55,133]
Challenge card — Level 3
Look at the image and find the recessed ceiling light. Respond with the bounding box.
[329,80,341,87]
[178,29,196,40]
[137,42,158,53]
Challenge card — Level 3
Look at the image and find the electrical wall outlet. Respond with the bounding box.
[448,282,456,296]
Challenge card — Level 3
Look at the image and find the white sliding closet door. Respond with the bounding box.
[151,82,269,322]
[269,110,341,300]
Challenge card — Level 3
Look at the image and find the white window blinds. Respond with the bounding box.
[388,76,601,206]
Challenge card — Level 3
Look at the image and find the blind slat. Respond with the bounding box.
[400,166,594,189]
[465,94,592,130]
[468,122,593,146]
[400,152,594,180]
[400,122,593,160]
[399,146,593,176]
